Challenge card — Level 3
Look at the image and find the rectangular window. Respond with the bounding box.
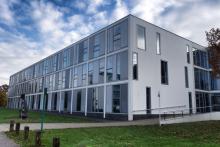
[88,63,93,85]
[73,68,78,87]
[137,25,146,50]
[106,56,113,82]
[99,59,105,83]
[107,19,128,53]
[82,64,87,86]
[185,66,189,88]
[78,40,88,63]
[186,45,190,63]
[133,52,138,80]
[89,31,105,59]
[156,32,161,54]
[161,60,168,84]
[112,85,121,113]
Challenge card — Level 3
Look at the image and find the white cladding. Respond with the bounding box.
[128,16,205,117]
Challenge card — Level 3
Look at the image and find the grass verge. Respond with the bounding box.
[6,121,220,147]
[0,108,94,123]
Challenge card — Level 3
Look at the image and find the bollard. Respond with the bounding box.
[15,122,20,135]
[24,126,29,140]
[53,137,60,147]
[9,120,15,132]
[35,130,41,146]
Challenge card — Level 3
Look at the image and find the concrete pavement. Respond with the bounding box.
[0,118,158,132]
[0,132,19,147]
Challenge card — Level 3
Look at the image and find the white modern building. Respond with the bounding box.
[7,15,220,121]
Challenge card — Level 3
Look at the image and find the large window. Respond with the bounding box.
[185,66,189,88]
[106,51,128,82]
[107,19,128,53]
[133,52,138,80]
[88,58,105,85]
[156,32,161,55]
[52,55,58,72]
[211,93,220,111]
[87,87,104,112]
[63,49,70,68]
[193,49,209,68]
[161,60,168,85]
[137,25,146,50]
[78,40,88,63]
[194,68,209,90]
[211,75,220,90]
[196,92,210,113]
[106,84,128,113]
[89,31,105,59]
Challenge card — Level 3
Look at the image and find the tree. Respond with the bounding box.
[0,84,9,107]
[206,28,220,77]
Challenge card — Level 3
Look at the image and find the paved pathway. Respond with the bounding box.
[0,119,158,132]
[0,132,19,147]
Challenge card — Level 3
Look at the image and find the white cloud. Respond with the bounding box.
[86,0,105,14]
[1,0,220,85]
[130,0,220,46]
[0,0,15,25]
[111,0,129,22]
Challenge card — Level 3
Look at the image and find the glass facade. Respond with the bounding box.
[196,92,210,113]
[8,19,128,115]
[106,51,128,82]
[106,84,128,113]
[211,76,220,90]
[87,86,104,112]
[107,19,128,53]
[193,49,209,69]
[194,68,210,90]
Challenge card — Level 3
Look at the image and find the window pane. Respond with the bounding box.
[156,32,161,54]
[133,52,138,80]
[107,19,128,53]
[161,60,168,84]
[185,66,189,88]
[186,45,190,63]
[137,25,146,50]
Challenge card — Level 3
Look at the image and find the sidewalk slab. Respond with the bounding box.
[0,119,158,132]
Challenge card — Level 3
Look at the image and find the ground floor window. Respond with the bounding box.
[196,92,210,113]
[87,86,104,112]
[72,89,86,112]
[211,93,220,111]
[106,83,128,113]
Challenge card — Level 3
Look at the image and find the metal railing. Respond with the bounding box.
[160,105,220,121]
[133,105,220,125]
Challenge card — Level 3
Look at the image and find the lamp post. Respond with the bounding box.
[41,88,47,131]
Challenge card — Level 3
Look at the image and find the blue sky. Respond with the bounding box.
[0,0,220,85]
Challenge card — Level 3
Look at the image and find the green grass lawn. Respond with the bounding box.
[6,121,220,147]
[0,108,93,123]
